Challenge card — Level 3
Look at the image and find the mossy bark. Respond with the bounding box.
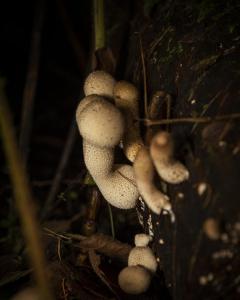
[125,1,240,299]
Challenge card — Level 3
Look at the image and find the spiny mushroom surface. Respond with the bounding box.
[118,233,157,294]
[128,246,158,273]
[133,146,171,214]
[77,96,124,148]
[76,74,139,209]
[150,131,189,184]
[114,81,143,162]
[118,265,152,295]
[84,70,116,98]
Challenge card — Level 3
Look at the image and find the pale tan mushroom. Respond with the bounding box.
[84,70,116,98]
[134,233,152,247]
[150,131,189,184]
[133,146,171,214]
[76,95,139,209]
[114,81,143,162]
[118,265,152,294]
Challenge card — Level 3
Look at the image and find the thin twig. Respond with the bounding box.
[143,113,240,126]
[19,0,45,165]
[42,120,77,219]
[139,33,148,118]
[56,0,85,71]
[107,203,115,239]
[0,81,53,300]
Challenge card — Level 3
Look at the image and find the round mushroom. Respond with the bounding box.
[118,266,152,294]
[84,70,116,98]
[128,246,158,273]
[77,97,124,148]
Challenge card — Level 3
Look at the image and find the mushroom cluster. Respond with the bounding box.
[76,71,190,294]
[76,71,140,209]
[76,70,189,215]
[118,233,158,294]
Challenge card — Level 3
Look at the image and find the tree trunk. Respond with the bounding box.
[125,1,240,299]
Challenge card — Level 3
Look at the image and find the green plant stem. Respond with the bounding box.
[94,0,105,50]
[0,82,53,300]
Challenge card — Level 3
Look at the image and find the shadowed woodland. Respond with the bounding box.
[0,0,240,299]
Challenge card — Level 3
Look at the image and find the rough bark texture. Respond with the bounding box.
[126,1,240,299]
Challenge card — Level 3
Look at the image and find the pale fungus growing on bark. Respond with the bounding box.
[118,265,152,294]
[150,131,189,184]
[83,70,116,98]
[114,80,143,162]
[134,233,152,247]
[77,97,124,148]
[118,233,158,294]
[133,146,171,215]
[128,234,158,273]
[76,78,139,209]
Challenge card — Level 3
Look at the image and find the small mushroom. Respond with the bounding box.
[150,131,189,184]
[135,233,152,247]
[133,146,171,214]
[83,70,116,98]
[128,245,158,273]
[118,233,158,294]
[114,81,143,162]
[118,265,152,294]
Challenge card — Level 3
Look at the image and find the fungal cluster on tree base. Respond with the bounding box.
[75,70,190,294]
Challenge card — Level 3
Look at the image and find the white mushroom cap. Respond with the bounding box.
[96,164,139,209]
[135,233,152,247]
[118,266,152,294]
[133,146,171,214]
[128,247,158,273]
[84,70,116,98]
[150,131,189,184]
[76,97,124,148]
[76,95,100,120]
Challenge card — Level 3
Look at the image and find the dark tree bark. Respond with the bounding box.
[125,1,240,299]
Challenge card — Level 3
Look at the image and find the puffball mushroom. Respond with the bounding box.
[118,266,152,295]
[150,131,189,184]
[76,94,139,209]
[133,146,171,215]
[84,70,116,98]
[128,245,158,273]
[118,233,157,294]
[77,96,124,148]
[135,233,152,247]
[114,81,143,162]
